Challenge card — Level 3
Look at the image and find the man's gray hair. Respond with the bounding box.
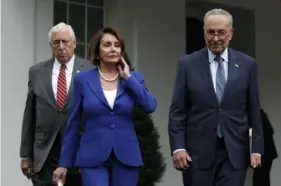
[203,8,233,27]
[48,22,76,43]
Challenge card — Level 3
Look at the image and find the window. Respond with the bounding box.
[53,0,103,58]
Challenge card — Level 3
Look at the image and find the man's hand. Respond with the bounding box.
[20,159,34,179]
[53,167,68,184]
[251,154,261,168]
[173,151,192,170]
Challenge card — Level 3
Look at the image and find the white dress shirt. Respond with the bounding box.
[52,55,75,99]
[103,89,117,109]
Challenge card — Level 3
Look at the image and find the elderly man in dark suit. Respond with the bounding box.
[168,9,264,186]
[19,22,92,186]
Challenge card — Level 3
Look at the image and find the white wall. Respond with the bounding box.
[103,0,139,68]
[1,0,36,186]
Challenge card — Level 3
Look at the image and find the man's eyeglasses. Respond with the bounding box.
[204,29,229,40]
[52,39,72,48]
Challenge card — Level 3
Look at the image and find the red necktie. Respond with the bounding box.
[57,64,67,110]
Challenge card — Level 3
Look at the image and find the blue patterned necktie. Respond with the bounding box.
[215,55,226,137]
[215,55,226,102]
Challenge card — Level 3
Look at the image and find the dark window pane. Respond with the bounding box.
[70,0,86,3]
[87,7,103,42]
[54,1,67,25]
[69,4,85,42]
[186,18,204,54]
[75,44,86,58]
[88,0,103,6]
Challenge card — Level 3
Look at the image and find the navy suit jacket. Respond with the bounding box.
[59,68,157,168]
[168,48,264,169]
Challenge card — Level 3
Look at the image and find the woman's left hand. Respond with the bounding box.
[118,57,131,79]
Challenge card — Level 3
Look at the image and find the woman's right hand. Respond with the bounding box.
[53,167,67,184]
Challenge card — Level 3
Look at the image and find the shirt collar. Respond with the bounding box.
[54,55,75,72]
[208,48,228,63]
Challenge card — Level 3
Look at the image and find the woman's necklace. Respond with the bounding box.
[98,68,119,82]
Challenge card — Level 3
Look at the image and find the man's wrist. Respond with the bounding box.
[173,149,186,154]
[21,157,31,160]
[251,153,261,156]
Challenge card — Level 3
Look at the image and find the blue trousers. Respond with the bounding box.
[80,152,140,186]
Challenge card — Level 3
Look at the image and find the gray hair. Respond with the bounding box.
[48,22,76,43]
[203,9,233,27]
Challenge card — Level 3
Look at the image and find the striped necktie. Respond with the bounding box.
[56,64,67,110]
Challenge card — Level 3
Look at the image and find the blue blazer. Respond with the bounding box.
[59,68,157,168]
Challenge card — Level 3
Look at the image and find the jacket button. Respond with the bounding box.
[110,125,115,129]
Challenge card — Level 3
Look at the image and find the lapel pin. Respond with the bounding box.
[234,64,239,67]
[76,70,80,73]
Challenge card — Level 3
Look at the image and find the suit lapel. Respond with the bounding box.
[116,78,125,99]
[198,48,218,105]
[43,59,59,110]
[63,56,85,110]
[86,69,110,108]
[221,49,239,104]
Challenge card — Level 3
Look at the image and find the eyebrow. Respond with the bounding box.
[101,40,120,43]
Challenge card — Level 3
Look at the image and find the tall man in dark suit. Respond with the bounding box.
[19,22,92,186]
[168,9,264,186]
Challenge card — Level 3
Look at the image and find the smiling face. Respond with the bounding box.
[204,14,234,54]
[50,27,76,63]
[99,33,122,65]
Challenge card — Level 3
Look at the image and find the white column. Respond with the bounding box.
[1,0,35,186]
[34,0,54,62]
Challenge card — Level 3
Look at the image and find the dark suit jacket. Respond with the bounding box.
[168,48,264,169]
[58,68,157,168]
[20,56,93,173]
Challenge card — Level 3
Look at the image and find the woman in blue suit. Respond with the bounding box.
[53,27,157,186]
